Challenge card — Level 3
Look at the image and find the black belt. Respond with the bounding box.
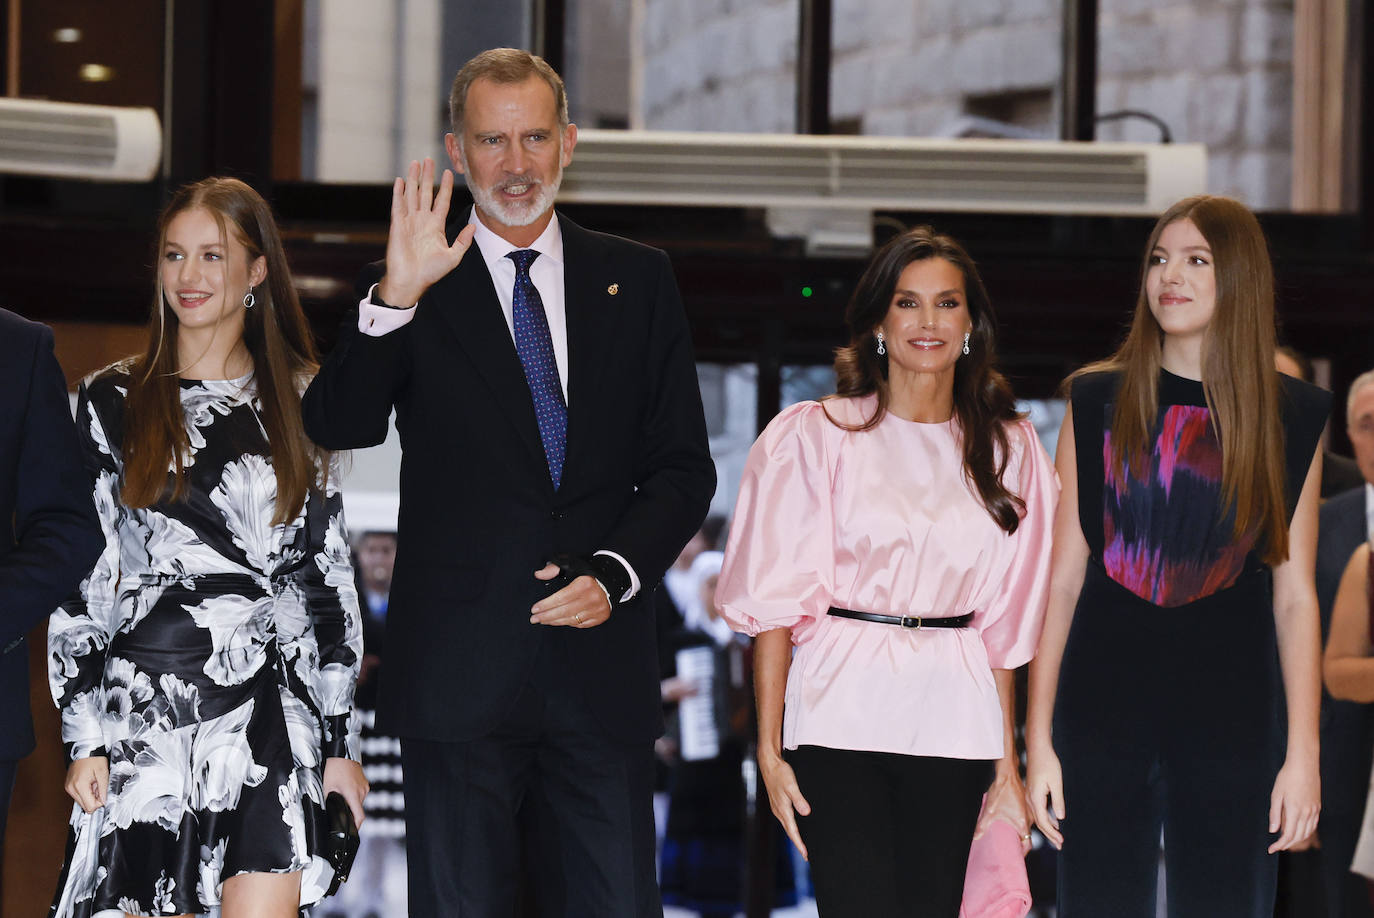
[827,606,974,630]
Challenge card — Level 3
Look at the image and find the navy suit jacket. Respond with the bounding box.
[302,215,715,744]
[0,309,103,760]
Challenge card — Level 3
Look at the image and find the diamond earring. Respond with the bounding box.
[243,288,256,309]
[876,331,886,356]
[962,331,970,355]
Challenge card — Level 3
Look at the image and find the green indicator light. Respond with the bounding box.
[801,286,813,297]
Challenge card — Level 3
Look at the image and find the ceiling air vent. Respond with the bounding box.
[560,129,1206,217]
[0,98,161,182]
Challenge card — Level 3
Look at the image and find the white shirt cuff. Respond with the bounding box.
[593,550,641,602]
[357,284,418,336]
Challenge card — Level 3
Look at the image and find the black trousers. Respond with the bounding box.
[400,638,660,918]
[1055,564,1283,918]
[785,745,993,918]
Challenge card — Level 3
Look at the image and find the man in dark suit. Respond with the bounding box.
[303,48,715,917]
[0,308,102,852]
[1313,369,1374,918]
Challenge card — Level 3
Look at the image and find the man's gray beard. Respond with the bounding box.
[464,165,562,228]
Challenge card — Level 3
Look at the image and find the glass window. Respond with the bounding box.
[1094,0,1359,212]
[302,0,532,183]
[830,0,1064,139]
[564,0,633,128]
[1019,398,1067,458]
[299,0,802,183]
[635,0,800,132]
[782,363,837,406]
[698,362,759,519]
[699,361,836,523]
[1095,1,1295,210]
[291,0,1357,211]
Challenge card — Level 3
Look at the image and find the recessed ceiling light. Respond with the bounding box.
[78,63,115,82]
[53,28,82,43]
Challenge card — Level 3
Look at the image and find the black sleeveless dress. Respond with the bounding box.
[1053,368,1329,918]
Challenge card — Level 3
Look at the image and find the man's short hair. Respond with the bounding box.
[1348,370,1374,422]
[449,48,569,137]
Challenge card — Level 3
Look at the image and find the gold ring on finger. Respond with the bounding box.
[575,612,584,624]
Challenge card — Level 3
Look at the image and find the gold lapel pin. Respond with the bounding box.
[607,283,619,295]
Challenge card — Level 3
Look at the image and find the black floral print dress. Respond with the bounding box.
[48,366,362,918]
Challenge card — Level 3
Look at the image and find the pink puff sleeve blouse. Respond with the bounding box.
[717,395,1059,760]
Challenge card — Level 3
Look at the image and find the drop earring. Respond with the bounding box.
[243,288,256,309]
[962,331,970,355]
[876,331,886,356]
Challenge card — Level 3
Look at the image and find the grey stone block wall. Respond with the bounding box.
[640,0,1295,208]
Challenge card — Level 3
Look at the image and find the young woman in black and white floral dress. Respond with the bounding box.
[48,177,368,918]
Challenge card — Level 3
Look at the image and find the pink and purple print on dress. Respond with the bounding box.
[1102,404,1256,607]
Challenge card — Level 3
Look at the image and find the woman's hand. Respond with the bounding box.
[758,750,811,860]
[1268,755,1320,853]
[323,757,370,829]
[1025,742,1066,850]
[978,766,1034,854]
[64,756,109,814]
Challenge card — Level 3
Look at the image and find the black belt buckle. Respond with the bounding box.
[900,615,922,629]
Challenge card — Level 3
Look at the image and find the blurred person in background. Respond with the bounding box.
[654,516,728,862]
[663,516,726,619]
[353,530,398,709]
[1308,370,1374,918]
[321,530,407,918]
[1322,506,1374,898]
[659,550,797,917]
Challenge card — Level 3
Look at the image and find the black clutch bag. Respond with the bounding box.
[324,791,360,896]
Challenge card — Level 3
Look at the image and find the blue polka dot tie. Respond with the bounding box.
[507,249,567,489]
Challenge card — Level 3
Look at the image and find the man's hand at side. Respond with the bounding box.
[377,157,476,307]
[531,562,612,628]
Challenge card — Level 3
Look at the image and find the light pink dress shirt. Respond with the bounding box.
[357,208,570,398]
[717,395,1058,760]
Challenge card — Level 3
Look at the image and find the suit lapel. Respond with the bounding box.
[560,216,620,477]
[430,246,547,474]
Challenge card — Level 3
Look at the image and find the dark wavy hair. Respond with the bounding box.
[828,226,1026,533]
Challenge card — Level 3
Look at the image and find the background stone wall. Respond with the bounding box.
[639,0,1295,208]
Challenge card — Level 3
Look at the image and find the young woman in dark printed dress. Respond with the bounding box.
[48,178,367,918]
[1024,195,1328,917]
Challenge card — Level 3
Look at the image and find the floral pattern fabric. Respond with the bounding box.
[48,367,362,918]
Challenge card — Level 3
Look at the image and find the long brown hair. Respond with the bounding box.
[830,226,1026,533]
[1076,194,1289,563]
[119,177,325,525]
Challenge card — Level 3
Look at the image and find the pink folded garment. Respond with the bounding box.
[959,817,1032,918]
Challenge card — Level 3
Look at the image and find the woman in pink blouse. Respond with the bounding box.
[717,226,1058,917]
